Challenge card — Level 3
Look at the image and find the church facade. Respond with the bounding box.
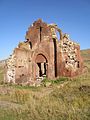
[5,19,83,84]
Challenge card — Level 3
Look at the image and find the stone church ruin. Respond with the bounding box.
[5,19,83,85]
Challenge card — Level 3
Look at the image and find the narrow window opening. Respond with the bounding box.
[29,41,32,49]
[40,26,42,41]
[77,61,80,68]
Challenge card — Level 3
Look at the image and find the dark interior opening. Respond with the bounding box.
[77,61,80,68]
[37,63,42,77]
[40,26,42,41]
[37,63,47,77]
[29,41,32,49]
[53,38,57,77]
[44,63,46,75]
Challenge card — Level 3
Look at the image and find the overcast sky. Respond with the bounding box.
[0,0,90,60]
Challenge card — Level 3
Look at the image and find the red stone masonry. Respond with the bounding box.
[5,19,84,84]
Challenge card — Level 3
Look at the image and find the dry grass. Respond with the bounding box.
[0,49,90,120]
[0,66,4,84]
[0,73,90,120]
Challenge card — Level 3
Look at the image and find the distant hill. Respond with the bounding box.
[81,49,90,72]
[81,49,90,61]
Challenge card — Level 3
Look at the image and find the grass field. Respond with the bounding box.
[0,49,90,120]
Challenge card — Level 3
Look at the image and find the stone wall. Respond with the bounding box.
[5,19,84,84]
[6,53,16,83]
[59,34,83,76]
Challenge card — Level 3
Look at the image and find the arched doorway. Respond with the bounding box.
[35,54,48,78]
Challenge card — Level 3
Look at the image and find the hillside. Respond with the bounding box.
[81,49,90,72]
[0,49,90,120]
[81,49,90,61]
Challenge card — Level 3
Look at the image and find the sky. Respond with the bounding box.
[0,0,90,60]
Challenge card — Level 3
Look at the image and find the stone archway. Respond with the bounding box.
[35,54,48,78]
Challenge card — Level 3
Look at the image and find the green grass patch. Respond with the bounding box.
[41,77,69,87]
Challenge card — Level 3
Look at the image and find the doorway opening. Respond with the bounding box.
[37,63,47,77]
[36,54,48,78]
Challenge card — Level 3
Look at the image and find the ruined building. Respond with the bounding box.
[5,19,83,84]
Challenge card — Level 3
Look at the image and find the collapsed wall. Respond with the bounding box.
[59,34,83,76]
[5,53,16,83]
[5,42,32,84]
